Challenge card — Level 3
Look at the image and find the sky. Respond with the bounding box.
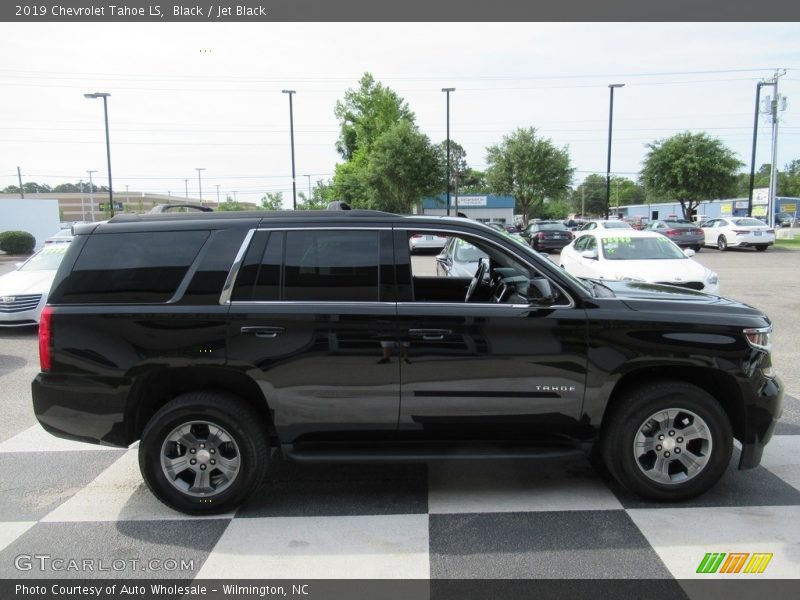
[0,22,799,207]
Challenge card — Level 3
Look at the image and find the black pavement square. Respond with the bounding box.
[429,510,672,579]
[0,450,125,521]
[0,520,230,578]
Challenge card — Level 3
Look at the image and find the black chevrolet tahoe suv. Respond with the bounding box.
[32,211,782,513]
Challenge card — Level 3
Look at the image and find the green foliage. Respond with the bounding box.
[570,174,607,216]
[334,72,414,160]
[485,127,574,225]
[331,75,440,213]
[0,230,36,254]
[641,132,742,218]
[217,198,247,211]
[458,168,489,194]
[363,121,442,213]
[540,199,571,220]
[297,179,331,210]
[260,192,284,211]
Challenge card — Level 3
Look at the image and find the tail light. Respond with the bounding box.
[665,229,680,236]
[39,306,53,372]
[411,234,422,239]
[733,229,748,235]
[766,229,775,234]
[694,229,703,235]
[537,232,546,239]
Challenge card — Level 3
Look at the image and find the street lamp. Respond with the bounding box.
[84,92,114,217]
[196,168,205,205]
[216,184,220,205]
[605,83,625,219]
[442,87,455,216]
[282,90,297,210]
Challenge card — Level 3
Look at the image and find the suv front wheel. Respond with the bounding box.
[139,391,269,514]
[601,381,732,501]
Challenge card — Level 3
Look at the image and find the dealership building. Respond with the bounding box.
[420,195,515,223]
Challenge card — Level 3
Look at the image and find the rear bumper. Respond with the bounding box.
[731,239,775,248]
[533,239,572,251]
[738,373,783,470]
[32,373,132,448]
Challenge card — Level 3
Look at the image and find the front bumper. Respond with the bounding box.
[738,372,783,469]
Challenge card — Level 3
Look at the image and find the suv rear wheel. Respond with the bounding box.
[139,391,269,514]
[601,381,732,501]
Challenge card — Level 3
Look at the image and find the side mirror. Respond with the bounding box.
[528,277,559,306]
[580,249,598,260]
[435,252,450,264]
[683,249,695,257]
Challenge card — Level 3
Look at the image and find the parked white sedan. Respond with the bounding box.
[559,230,719,294]
[700,217,775,251]
[0,245,68,327]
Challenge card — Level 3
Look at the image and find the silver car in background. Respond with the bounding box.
[0,245,69,327]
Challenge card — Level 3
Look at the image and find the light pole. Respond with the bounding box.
[216,184,220,205]
[442,87,455,216]
[282,90,297,210]
[84,92,114,217]
[196,168,205,205]
[184,178,189,199]
[87,170,97,221]
[303,174,311,207]
[605,83,625,219]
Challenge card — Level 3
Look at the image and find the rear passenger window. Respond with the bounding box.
[283,230,379,302]
[54,231,209,303]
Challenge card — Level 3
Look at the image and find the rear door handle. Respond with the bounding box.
[240,326,285,339]
[408,328,451,341]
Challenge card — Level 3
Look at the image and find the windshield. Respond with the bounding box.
[603,221,632,229]
[732,218,767,227]
[20,246,68,271]
[454,239,488,263]
[51,230,73,239]
[601,236,686,260]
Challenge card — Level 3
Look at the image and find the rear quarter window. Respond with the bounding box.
[50,230,209,304]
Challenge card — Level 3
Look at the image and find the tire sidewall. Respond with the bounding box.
[608,385,732,501]
[139,398,265,514]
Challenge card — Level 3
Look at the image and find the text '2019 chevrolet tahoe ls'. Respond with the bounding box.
[32,210,782,513]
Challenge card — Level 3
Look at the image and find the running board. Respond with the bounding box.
[282,441,585,463]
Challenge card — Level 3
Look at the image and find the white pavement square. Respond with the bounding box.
[427,458,623,514]
[627,505,800,578]
[0,424,121,453]
[0,522,36,552]
[760,434,800,493]
[197,514,430,578]
[42,450,235,522]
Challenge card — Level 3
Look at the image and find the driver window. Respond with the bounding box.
[406,230,565,305]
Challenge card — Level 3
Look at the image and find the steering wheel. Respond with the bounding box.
[465,259,489,302]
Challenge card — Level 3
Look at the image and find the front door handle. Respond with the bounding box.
[240,326,285,339]
[408,328,452,341]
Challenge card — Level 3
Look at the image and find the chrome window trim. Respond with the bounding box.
[219,228,256,305]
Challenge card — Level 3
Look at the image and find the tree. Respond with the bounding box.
[260,192,284,211]
[458,168,488,194]
[334,72,414,160]
[363,121,442,213]
[485,127,573,225]
[217,196,246,211]
[434,139,469,189]
[570,174,607,216]
[298,179,332,210]
[641,132,742,219]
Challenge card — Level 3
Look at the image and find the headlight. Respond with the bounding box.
[706,271,719,284]
[744,326,771,350]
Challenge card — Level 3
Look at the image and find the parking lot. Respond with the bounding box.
[0,247,798,582]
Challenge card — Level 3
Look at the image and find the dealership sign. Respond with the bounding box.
[457,196,488,207]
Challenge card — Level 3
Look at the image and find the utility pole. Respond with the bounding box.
[605,83,625,219]
[79,180,85,220]
[216,184,220,204]
[87,170,97,221]
[442,87,455,216]
[282,90,297,210]
[16,166,24,198]
[581,184,585,218]
[765,70,787,229]
[184,178,189,199]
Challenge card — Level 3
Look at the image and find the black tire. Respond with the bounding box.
[601,381,732,502]
[717,236,728,251]
[692,245,701,252]
[139,391,269,514]
[756,245,768,252]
